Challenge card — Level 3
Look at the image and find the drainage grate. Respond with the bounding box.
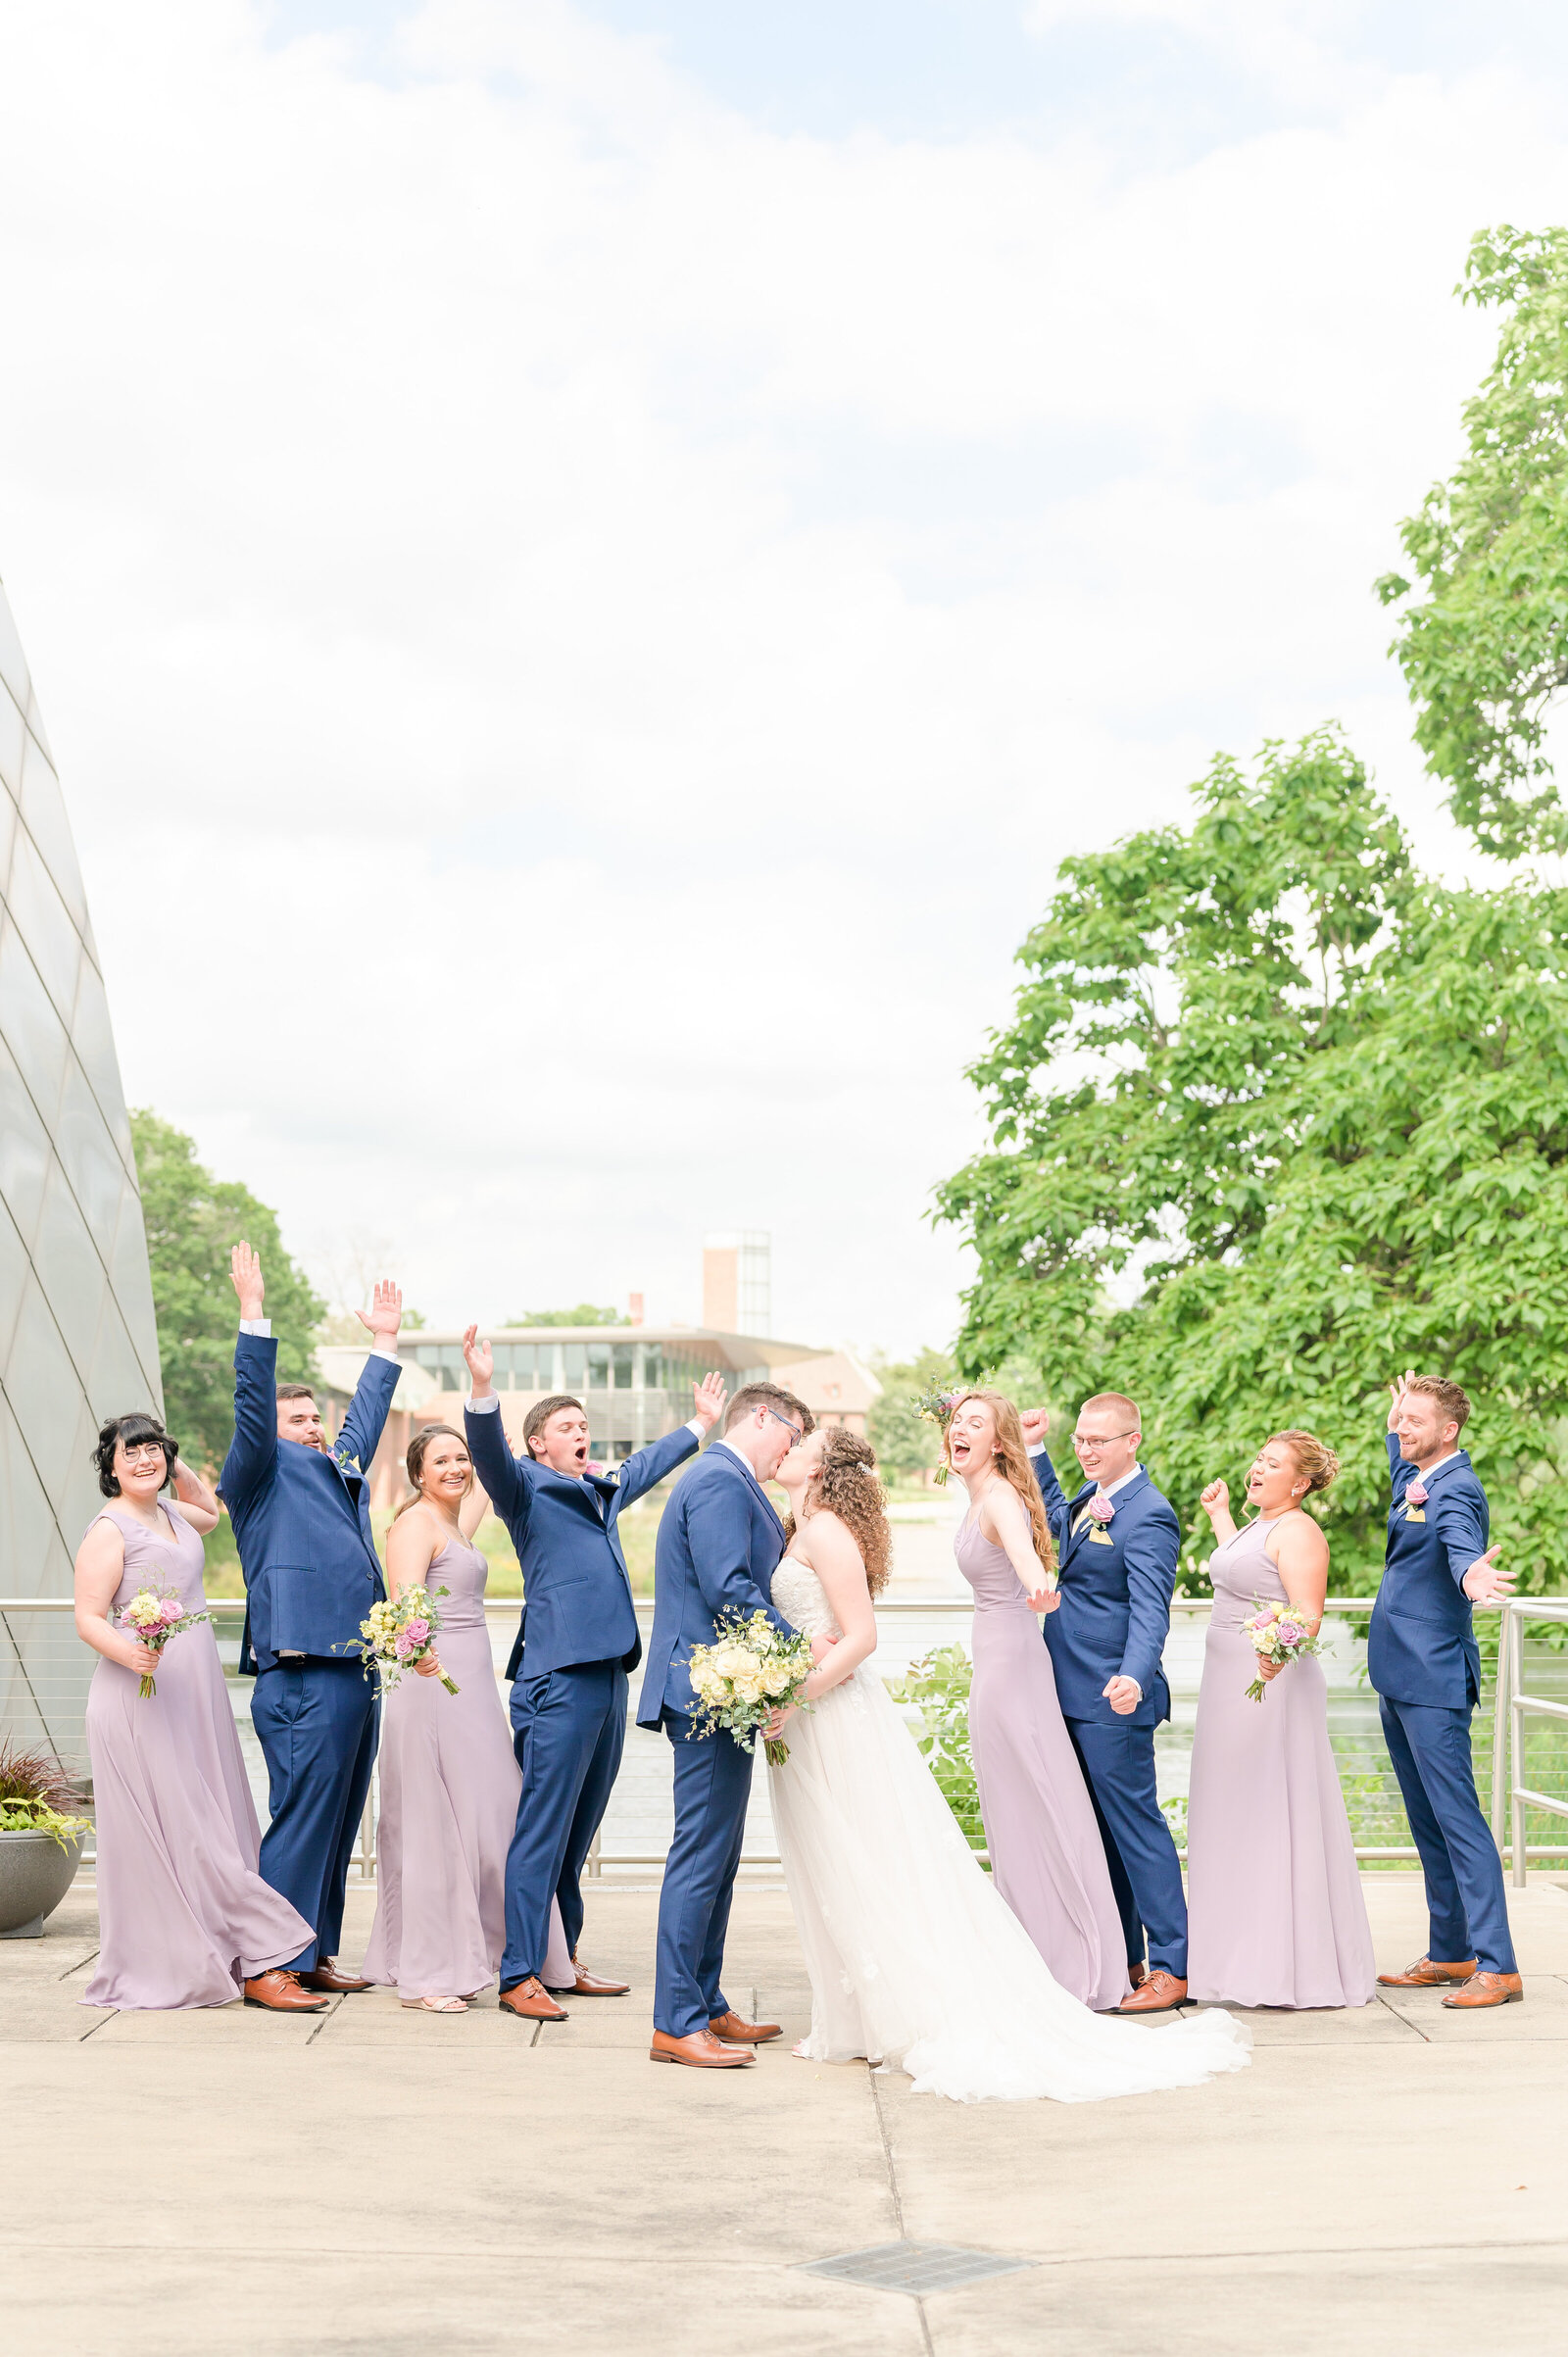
[795,2240,1034,2297]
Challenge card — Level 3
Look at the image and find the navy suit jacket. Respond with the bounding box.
[465,1404,700,1681]
[221,1333,398,1675]
[636,1442,793,1729]
[1029,1446,1178,1729]
[1368,1434,1487,1711]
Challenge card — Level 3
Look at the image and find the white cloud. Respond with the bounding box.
[0,1,1557,1351]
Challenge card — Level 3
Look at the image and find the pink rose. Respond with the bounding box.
[1406,1479,1429,1507]
[1086,1491,1115,1524]
[403,1618,430,1647]
[1278,1622,1304,1650]
[392,1631,416,1658]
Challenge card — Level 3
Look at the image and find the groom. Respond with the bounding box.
[637,1383,827,2070]
[1023,1395,1189,2013]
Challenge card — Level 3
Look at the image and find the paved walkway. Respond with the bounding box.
[5,1873,1567,2355]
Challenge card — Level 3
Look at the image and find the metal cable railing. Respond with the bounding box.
[5,1592,1565,1877]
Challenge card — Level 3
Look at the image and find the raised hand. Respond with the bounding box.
[1387,1368,1417,1431]
[691,1372,728,1433]
[1200,1479,1229,1520]
[357,1280,403,1349]
[462,1324,493,1396]
[1018,1407,1051,1446]
[1462,1544,1515,1604]
[230,1241,265,1320]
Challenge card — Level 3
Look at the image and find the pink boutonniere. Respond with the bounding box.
[1086,1490,1115,1523]
[1405,1480,1429,1507]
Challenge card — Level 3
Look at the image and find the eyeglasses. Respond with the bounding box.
[120,1443,170,1467]
[1071,1430,1137,1453]
[764,1407,805,1447]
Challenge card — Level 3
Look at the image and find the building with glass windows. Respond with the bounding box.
[0,577,163,1770]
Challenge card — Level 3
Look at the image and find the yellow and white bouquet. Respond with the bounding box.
[344,1585,459,1695]
[115,1585,211,1698]
[687,1610,816,1766]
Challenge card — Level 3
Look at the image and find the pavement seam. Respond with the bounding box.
[76,2010,115,2041]
[57,1947,98,1982]
[304,1994,345,2046]
[868,2066,936,2357]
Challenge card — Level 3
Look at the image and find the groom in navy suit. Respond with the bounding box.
[463,1333,726,2023]
[222,1243,403,2011]
[1024,1393,1190,2013]
[1372,1371,1520,2009]
[638,1383,830,2069]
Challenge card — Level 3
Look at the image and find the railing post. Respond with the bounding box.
[586,1825,602,1882]
[1510,1605,1528,1890]
[1491,1599,1512,1858]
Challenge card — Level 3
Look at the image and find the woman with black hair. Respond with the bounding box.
[74,1413,314,2010]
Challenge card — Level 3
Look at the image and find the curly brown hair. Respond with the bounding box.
[785,1426,893,1596]
[1268,1430,1341,1496]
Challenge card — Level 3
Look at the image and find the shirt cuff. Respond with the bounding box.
[1120,1678,1143,1703]
[369,1346,401,1366]
[239,1318,271,1338]
[467,1393,501,1413]
[686,1417,705,1439]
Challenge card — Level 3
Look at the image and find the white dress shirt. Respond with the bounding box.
[240,1317,400,1367]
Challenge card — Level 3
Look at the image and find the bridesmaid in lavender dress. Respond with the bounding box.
[74,1414,314,2010]
[1187,1431,1375,2009]
[946,1391,1129,2011]
[364,1425,570,2011]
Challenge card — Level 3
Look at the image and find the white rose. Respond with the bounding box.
[762,1662,793,1697]
[713,1645,752,1682]
[732,1664,765,1701]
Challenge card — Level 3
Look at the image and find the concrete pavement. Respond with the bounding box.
[5,1873,1567,2356]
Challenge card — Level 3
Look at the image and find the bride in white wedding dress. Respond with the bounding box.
[765,1427,1250,2104]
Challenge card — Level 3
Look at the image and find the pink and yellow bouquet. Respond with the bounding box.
[116,1585,211,1698]
[1242,1598,1324,1702]
[350,1586,459,1695]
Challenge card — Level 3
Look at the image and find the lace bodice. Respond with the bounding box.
[772,1552,842,1642]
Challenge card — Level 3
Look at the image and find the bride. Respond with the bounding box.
[764,1425,1250,2103]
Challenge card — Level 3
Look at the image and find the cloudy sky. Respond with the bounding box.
[2,1,1564,1352]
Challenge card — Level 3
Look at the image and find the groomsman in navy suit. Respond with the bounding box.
[222,1243,403,2011]
[463,1332,726,2024]
[638,1384,832,2070]
[1023,1394,1190,2013]
[1372,1372,1521,2008]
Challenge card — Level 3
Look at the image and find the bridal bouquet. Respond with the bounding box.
[349,1585,459,1695]
[687,1611,815,1766]
[116,1585,211,1698]
[1243,1598,1325,1702]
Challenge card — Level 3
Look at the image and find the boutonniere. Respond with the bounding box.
[1084,1490,1116,1545]
[334,1449,363,1476]
[1403,1477,1428,1524]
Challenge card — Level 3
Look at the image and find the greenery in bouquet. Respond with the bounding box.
[686,1610,815,1766]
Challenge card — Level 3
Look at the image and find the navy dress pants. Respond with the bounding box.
[653,1710,753,2038]
[251,1660,379,1972]
[1379,1695,1516,1974]
[1065,1716,1188,1978]
[501,1658,627,1989]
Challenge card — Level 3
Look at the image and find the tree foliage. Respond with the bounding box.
[131,1110,324,1467]
[936,732,1568,1590]
[1379,223,1568,859]
[867,1348,956,1478]
[507,1303,627,1327]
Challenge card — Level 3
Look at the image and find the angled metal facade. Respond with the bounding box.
[0,574,162,1764]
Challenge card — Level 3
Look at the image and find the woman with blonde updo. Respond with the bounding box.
[363,1425,570,2010]
[1187,1431,1375,2008]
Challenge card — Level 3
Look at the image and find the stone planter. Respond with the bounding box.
[0,1827,86,1939]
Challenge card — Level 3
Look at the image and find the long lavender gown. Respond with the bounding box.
[955,1507,1129,2010]
[1187,1515,1375,2008]
[82,1503,311,2009]
[364,1535,570,1999]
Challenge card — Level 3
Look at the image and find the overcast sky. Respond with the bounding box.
[2,1,1564,1353]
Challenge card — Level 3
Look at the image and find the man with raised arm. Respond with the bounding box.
[221,1242,403,2010]
[1373,1372,1521,2009]
[1021,1394,1190,2014]
[463,1330,726,2025]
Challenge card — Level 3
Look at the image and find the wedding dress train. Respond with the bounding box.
[766,1554,1251,2103]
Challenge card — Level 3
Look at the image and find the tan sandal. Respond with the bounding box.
[401,1994,468,2013]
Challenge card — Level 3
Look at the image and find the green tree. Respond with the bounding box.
[936,732,1568,1591]
[1379,223,1568,859]
[131,1111,324,1466]
[507,1303,627,1327]
[867,1348,956,1478]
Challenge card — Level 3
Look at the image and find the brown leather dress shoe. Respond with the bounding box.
[1127,1960,1148,1993]
[710,2009,782,2043]
[1443,1971,1524,2009]
[1118,1971,1188,2014]
[545,1958,630,1997]
[1377,1954,1477,1989]
[243,1970,329,2013]
[298,1958,373,1993]
[651,2028,755,2068]
[499,1977,569,2023]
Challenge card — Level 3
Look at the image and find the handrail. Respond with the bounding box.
[1502,1596,1568,1888]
